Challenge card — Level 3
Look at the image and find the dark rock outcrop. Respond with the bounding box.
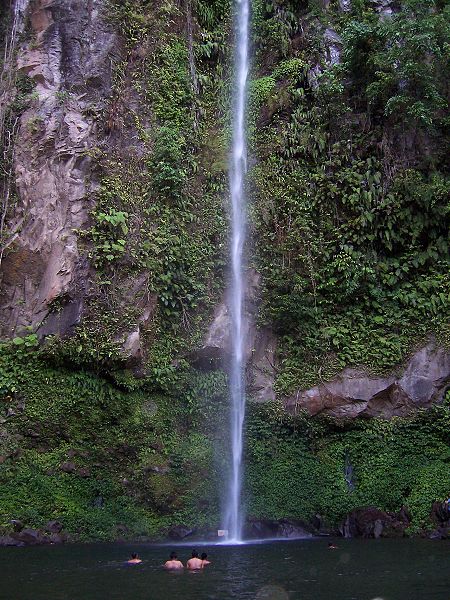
[0,535,25,547]
[46,520,63,533]
[429,500,450,538]
[0,522,67,546]
[168,524,194,540]
[11,528,50,545]
[245,518,315,539]
[60,461,76,474]
[341,507,410,538]
[431,501,450,524]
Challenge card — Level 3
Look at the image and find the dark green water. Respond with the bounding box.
[0,539,448,600]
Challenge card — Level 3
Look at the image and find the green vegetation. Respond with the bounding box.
[245,401,450,531]
[0,0,448,542]
[0,340,228,539]
[250,0,449,394]
[1,339,448,539]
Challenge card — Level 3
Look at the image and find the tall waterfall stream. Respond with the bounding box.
[223,0,250,544]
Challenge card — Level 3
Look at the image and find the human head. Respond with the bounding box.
[191,549,199,558]
[201,552,207,560]
[170,551,178,560]
[131,553,138,559]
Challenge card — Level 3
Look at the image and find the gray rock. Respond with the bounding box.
[196,269,261,367]
[10,519,24,532]
[245,518,315,539]
[46,520,63,533]
[60,461,76,473]
[307,63,322,90]
[338,0,352,11]
[12,528,50,545]
[341,507,409,538]
[277,519,314,539]
[144,464,170,475]
[48,532,67,544]
[248,328,277,403]
[286,342,450,419]
[0,0,116,336]
[324,29,342,66]
[0,535,24,547]
[369,0,395,18]
[37,299,83,338]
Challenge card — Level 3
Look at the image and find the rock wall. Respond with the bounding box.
[285,342,450,418]
[0,0,115,336]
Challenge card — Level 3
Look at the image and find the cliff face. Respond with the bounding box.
[1,0,115,336]
[0,0,449,541]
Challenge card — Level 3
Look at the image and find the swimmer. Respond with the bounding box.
[328,542,339,550]
[201,552,211,567]
[164,551,184,569]
[127,553,142,564]
[187,549,203,570]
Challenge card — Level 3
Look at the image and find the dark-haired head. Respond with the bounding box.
[170,551,177,559]
[191,549,198,558]
[201,552,208,560]
[131,553,138,559]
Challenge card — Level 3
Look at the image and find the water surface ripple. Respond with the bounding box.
[0,539,447,600]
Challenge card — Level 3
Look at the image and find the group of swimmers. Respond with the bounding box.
[126,542,339,567]
[165,550,210,569]
[126,549,211,570]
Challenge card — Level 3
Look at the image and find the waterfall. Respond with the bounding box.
[223,0,250,544]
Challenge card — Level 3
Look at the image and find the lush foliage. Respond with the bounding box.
[245,401,450,531]
[250,0,449,394]
[1,337,447,539]
[1,0,449,542]
[0,340,228,539]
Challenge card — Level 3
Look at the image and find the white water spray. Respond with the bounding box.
[223,0,250,544]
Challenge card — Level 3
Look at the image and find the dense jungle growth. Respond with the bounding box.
[0,0,448,541]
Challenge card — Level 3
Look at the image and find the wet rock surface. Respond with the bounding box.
[0,525,68,546]
[168,524,194,540]
[245,518,315,539]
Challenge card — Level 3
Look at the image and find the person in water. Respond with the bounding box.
[164,551,184,569]
[186,549,203,570]
[127,553,142,564]
[328,542,339,550]
[201,552,211,566]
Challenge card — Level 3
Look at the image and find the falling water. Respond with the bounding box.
[223,0,250,544]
